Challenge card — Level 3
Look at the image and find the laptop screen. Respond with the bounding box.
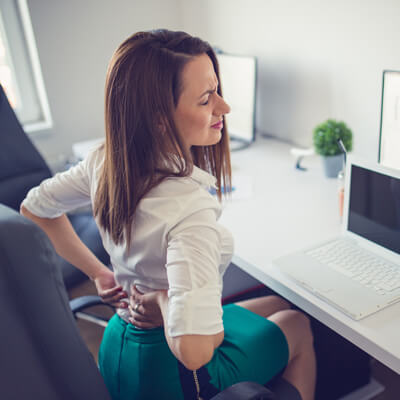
[348,165,400,255]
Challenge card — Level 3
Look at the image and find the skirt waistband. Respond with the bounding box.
[112,314,166,344]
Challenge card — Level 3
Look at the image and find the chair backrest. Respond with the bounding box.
[0,204,111,400]
[0,84,52,210]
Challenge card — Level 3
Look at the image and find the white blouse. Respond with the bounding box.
[22,147,234,337]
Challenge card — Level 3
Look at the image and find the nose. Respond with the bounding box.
[214,93,230,116]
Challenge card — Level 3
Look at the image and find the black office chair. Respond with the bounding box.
[0,204,302,400]
[0,83,109,290]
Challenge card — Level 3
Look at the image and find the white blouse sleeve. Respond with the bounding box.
[21,151,97,218]
[165,197,224,337]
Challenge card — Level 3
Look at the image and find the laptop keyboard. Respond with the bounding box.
[306,240,400,295]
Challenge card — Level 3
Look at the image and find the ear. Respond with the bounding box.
[156,113,168,135]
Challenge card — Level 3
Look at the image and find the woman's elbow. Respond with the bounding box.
[179,345,215,371]
[176,332,224,371]
[20,204,28,216]
[20,205,38,222]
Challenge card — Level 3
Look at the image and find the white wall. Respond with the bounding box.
[181,0,400,159]
[27,0,400,162]
[27,0,182,164]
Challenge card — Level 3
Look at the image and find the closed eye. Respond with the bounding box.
[199,86,217,105]
[200,91,215,106]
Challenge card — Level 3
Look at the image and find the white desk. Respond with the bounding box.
[220,138,400,375]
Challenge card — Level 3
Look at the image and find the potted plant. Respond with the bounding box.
[313,119,353,178]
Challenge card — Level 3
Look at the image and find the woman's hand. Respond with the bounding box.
[128,285,166,329]
[94,268,128,309]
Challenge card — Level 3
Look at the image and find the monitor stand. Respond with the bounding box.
[230,137,252,152]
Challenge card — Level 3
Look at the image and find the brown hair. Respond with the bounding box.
[94,29,231,245]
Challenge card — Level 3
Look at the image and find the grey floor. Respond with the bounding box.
[69,280,400,400]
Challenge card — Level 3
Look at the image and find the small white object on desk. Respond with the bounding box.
[290,147,315,171]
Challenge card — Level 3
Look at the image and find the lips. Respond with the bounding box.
[211,120,223,130]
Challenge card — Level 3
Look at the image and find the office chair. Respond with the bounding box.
[0,83,109,290]
[0,204,301,400]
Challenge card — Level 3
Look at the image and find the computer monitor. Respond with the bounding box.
[378,70,400,169]
[216,52,257,150]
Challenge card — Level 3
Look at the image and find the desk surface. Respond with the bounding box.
[220,138,400,374]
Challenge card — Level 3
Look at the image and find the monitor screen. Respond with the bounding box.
[348,164,400,255]
[379,70,400,169]
[216,53,257,146]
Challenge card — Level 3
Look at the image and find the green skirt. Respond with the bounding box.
[98,303,289,400]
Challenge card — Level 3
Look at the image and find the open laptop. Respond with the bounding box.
[274,157,400,320]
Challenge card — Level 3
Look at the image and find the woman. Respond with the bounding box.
[21,30,315,400]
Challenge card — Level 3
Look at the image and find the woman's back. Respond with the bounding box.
[86,146,234,330]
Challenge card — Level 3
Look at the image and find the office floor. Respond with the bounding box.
[69,280,400,400]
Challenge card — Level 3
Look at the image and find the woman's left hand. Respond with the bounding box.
[128,285,165,329]
[94,268,128,309]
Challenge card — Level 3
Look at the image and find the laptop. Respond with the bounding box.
[274,156,400,320]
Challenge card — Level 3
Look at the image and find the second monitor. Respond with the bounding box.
[379,70,400,170]
[216,52,257,150]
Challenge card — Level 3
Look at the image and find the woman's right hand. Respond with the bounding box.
[94,268,128,308]
[128,285,166,328]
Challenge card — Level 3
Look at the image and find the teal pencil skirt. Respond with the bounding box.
[98,303,289,400]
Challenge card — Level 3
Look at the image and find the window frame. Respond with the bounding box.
[0,0,52,134]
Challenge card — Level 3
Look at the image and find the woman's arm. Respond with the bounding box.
[20,205,127,307]
[159,202,227,370]
[129,287,224,370]
[157,290,224,371]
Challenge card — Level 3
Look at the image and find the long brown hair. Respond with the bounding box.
[94,30,231,246]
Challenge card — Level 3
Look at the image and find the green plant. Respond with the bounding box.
[313,119,353,156]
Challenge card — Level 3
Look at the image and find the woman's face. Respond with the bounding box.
[174,53,230,149]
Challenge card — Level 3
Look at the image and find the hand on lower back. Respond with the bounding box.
[128,285,165,328]
[94,268,128,309]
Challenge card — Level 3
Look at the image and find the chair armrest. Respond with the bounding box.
[210,381,276,400]
[69,295,115,328]
[266,377,302,400]
[69,295,114,314]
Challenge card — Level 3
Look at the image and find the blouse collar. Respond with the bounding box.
[191,166,217,189]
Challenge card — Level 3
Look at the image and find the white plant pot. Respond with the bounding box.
[322,154,344,178]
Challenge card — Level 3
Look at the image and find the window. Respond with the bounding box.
[0,0,51,133]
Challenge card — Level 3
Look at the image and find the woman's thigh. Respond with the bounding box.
[207,304,289,390]
[268,309,314,362]
[235,296,313,363]
[235,295,291,318]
